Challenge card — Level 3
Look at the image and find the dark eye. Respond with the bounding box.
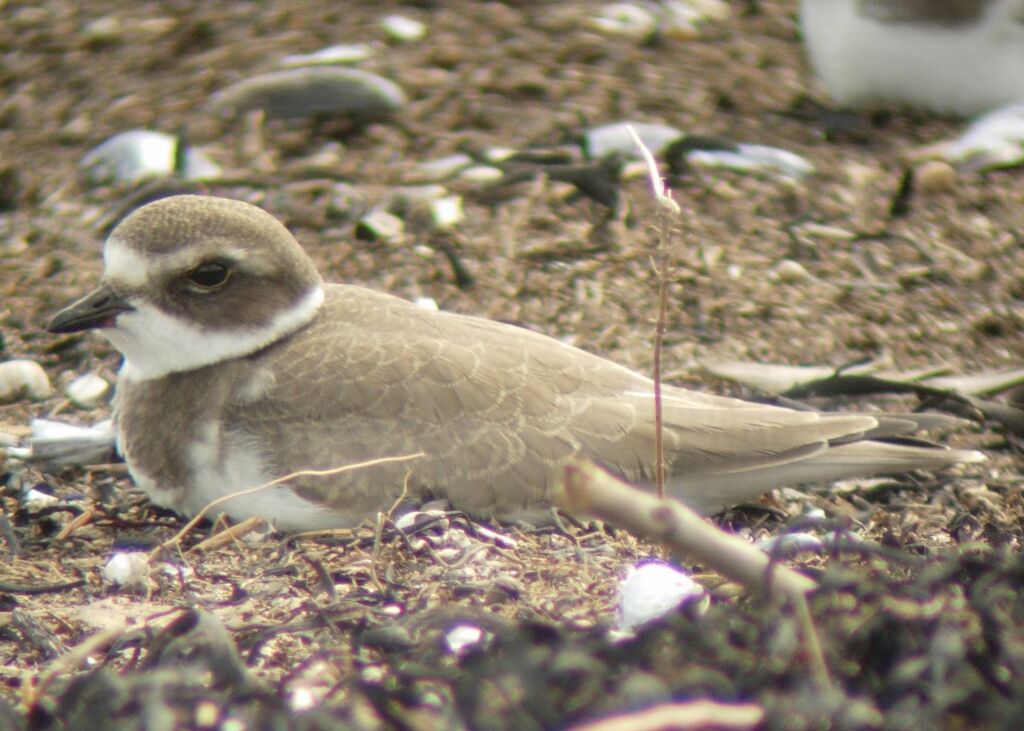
[185,262,230,291]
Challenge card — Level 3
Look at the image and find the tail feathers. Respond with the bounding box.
[859,413,974,441]
[669,440,985,516]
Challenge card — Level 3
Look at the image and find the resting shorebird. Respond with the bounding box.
[47,195,984,530]
[801,0,1024,115]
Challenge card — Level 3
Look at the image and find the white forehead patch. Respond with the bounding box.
[103,237,152,288]
[110,285,325,381]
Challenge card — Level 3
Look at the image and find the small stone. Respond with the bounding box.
[355,209,404,243]
[458,165,504,183]
[591,3,658,41]
[381,15,426,43]
[210,68,406,121]
[279,44,375,68]
[773,259,813,284]
[659,0,730,39]
[430,195,464,230]
[65,373,110,408]
[82,16,122,47]
[797,222,857,241]
[194,701,220,727]
[0,360,53,404]
[325,182,368,222]
[415,153,474,181]
[915,159,957,193]
[12,7,51,28]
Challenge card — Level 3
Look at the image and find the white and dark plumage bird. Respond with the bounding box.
[46,195,984,530]
[801,0,1024,115]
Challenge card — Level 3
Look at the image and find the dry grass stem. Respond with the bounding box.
[627,124,681,500]
[147,452,424,560]
[555,458,817,600]
[564,700,764,731]
[188,515,269,554]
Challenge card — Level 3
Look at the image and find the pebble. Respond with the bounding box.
[381,15,426,42]
[82,16,122,46]
[430,195,464,230]
[659,0,730,38]
[279,44,375,67]
[80,130,221,184]
[796,222,857,241]
[325,182,368,222]
[457,165,504,183]
[915,159,957,193]
[65,373,110,408]
[591,3,658,40]
[210,67,406,121]
[0,360,53,404]
[355,209,404,243]
[415,153,474,181]
[772,259,814,284]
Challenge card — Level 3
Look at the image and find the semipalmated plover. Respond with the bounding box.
[801,0,1024,115]
[47,196,984,530]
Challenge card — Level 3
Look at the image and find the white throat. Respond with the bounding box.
[108,286,325,382]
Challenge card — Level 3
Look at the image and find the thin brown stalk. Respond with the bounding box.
[148,452,424,560]
[628,125,680,499]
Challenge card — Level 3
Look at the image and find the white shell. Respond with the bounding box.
[591,4,658,40]
[210,68,406,121]
[445,624,484,655]
[584,122,683,160]
[279,44,375,67]
[415,153,474,181]
[0,360,53,404]
[81,130,221,184]
[102,551,150,589]
[381,15,426,42]
[618,561,707,632]
[687,144,814,180]
[430,195,464,230]
[65,373,111,408]
[29,418,117,467]
[356,209,405,242]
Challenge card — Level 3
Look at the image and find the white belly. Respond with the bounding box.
[120,417,351,531]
